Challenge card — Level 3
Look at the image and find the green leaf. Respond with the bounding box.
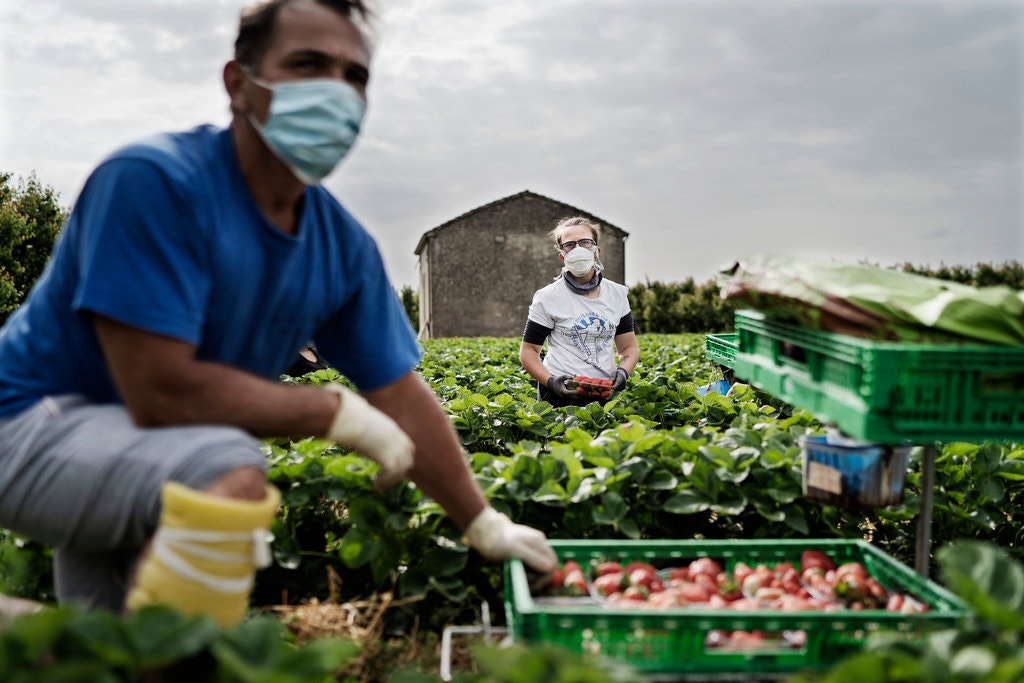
[592,491,627,525]
[418,544,468,578]
[944,442,980,458]
[547,442,583,479]
[730,445,762,469]
[618,518,641,539]
[616,456,652,483]
[117,607,218,668]
[709,488,747,516]
[280,638,360,680]
[581,453,617,469]
[697,444,731,467]
[645,470,679,490]
[627,431,668,455]
[539,456,568,482]
[211,617,291,681]
[532,481,570,504]
[781,505,810,535]
[272,533,302,570]
[662,489,711,514]
[568,476,601,503]
[714,467,749,485]
[752,500,785,522]
[338,528,379,568]
[950,645,999,680]
[505,456,545,500]
[824,652,899,682]
[974,444,1004,474]
[978,475,1005,502]
[937,541,1024,631]
[428,575,469,602]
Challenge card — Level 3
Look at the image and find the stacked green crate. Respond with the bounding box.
[729,310,1024,443]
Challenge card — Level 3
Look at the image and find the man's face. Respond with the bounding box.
[247,0,371,120]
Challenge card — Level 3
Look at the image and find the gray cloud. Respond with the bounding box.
[3,0,1021,288]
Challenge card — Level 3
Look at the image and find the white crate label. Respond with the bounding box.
[807,461,842,494]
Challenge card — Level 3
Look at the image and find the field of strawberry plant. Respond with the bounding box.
[1,332,1022,681]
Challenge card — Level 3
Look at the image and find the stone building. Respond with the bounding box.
[414,190,629,338]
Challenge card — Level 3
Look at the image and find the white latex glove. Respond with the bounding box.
[463,506,558,573]
[324,384,414,490]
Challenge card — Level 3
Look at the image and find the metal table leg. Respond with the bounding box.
[915,444,937,577]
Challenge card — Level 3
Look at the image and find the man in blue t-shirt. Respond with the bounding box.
[0,0,555,627]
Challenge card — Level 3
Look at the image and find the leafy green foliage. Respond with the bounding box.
[398,284,419,331]
[0,605,359,682]
[897,260,1024,290]
[0,531,54,603]
[627,278,737,333]
[0,172,66,325]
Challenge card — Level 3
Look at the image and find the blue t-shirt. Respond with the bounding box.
[0,125,420,418]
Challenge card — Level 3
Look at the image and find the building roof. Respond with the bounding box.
[414,189,629,255]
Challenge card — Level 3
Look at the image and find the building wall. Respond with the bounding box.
[418,192,627,338]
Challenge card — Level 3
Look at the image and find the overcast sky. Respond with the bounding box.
[2,0,1022,289]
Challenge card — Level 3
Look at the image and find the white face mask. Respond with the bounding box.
[563,246,596,277]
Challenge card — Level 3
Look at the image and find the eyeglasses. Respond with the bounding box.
[559,239,597,252]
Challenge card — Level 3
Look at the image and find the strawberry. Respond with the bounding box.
[800,550,835,574]
[716,572,742,601]
[593,571,626,597]
[562,569,589,596]
[628,566,659,591]
[622,585,648,601]
[623,561,657,576]
[675,581,712,603]
[688,557,723,580]
[668,566,689,582]
[593,560,622,577]
[732,561,753,587]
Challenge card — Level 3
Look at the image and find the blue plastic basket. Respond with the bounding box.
[800,435,911,510]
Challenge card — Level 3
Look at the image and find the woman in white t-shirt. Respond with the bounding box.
[519,216,640,407]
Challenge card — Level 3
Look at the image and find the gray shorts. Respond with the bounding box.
[0,395,267,610]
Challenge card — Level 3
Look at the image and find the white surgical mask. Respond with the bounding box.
[247,74,366,185]
[563,246,596,277]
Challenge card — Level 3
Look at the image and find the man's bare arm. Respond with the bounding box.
[363,372,487,530]
[93,314,336,438]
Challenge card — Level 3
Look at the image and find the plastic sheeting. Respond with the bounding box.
[718,255,1024,346]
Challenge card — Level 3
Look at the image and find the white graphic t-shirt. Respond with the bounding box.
[527,276,632,378]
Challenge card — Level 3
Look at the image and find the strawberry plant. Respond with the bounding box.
[2,332,1022,680]
[0,605,359,682]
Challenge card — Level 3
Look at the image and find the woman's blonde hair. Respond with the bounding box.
[549,216,603,271]
[549,216,601,251]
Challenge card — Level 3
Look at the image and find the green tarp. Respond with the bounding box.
[718,255,1024,346]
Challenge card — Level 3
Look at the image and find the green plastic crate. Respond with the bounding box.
[505,539,967,678]
[705,333,739,368]
[730,309,1024,443]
